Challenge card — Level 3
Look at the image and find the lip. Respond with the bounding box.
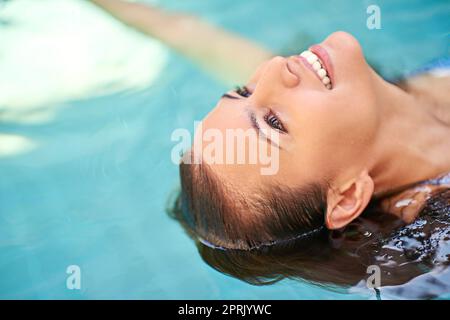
[296,55,324,85]
[309,44,334,86]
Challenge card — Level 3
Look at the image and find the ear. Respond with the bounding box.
[325,170,374,230]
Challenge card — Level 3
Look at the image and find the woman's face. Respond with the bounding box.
[196,32,382,192]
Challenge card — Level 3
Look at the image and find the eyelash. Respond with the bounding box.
[264,111,286,133]
[235,86,287,133]
[235,86,251,98]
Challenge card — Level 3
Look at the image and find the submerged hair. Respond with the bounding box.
[168,159,448,289]
[172,160,327,252]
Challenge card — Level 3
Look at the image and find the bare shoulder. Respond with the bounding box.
[380,172,450,223]
[403,73,450,105]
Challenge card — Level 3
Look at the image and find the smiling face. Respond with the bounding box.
[196,31,382,198]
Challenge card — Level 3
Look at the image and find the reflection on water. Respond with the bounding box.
[0,133,36,157]
[0,0,167,156]
[350,189,450,299]
[0,0,449,299]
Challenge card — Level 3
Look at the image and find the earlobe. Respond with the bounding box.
[325,171,374,230]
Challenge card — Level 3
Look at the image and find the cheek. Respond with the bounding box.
[327,95,378,146]
[290,92,378,171]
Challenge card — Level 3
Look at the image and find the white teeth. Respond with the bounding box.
[299,50,332,89]
[317,68,327,79]
[300,51,312,58]
[306,54,318,64]
[312,61,321,71]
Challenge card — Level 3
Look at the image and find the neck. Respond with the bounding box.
[369,72,450,197]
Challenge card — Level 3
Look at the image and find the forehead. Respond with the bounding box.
[201,97,247,131]
[192,98,263,190]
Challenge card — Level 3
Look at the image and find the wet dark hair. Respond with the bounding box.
[175,160,327,251]
[168,160,450,291]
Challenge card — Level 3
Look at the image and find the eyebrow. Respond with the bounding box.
[221,93,240,100]
[221,93,281,149]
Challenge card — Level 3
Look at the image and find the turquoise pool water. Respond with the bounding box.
[0,0,449,299]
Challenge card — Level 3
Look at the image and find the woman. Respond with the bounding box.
[91,0,450,289]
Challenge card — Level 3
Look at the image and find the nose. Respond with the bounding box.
[251,56,300,103]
